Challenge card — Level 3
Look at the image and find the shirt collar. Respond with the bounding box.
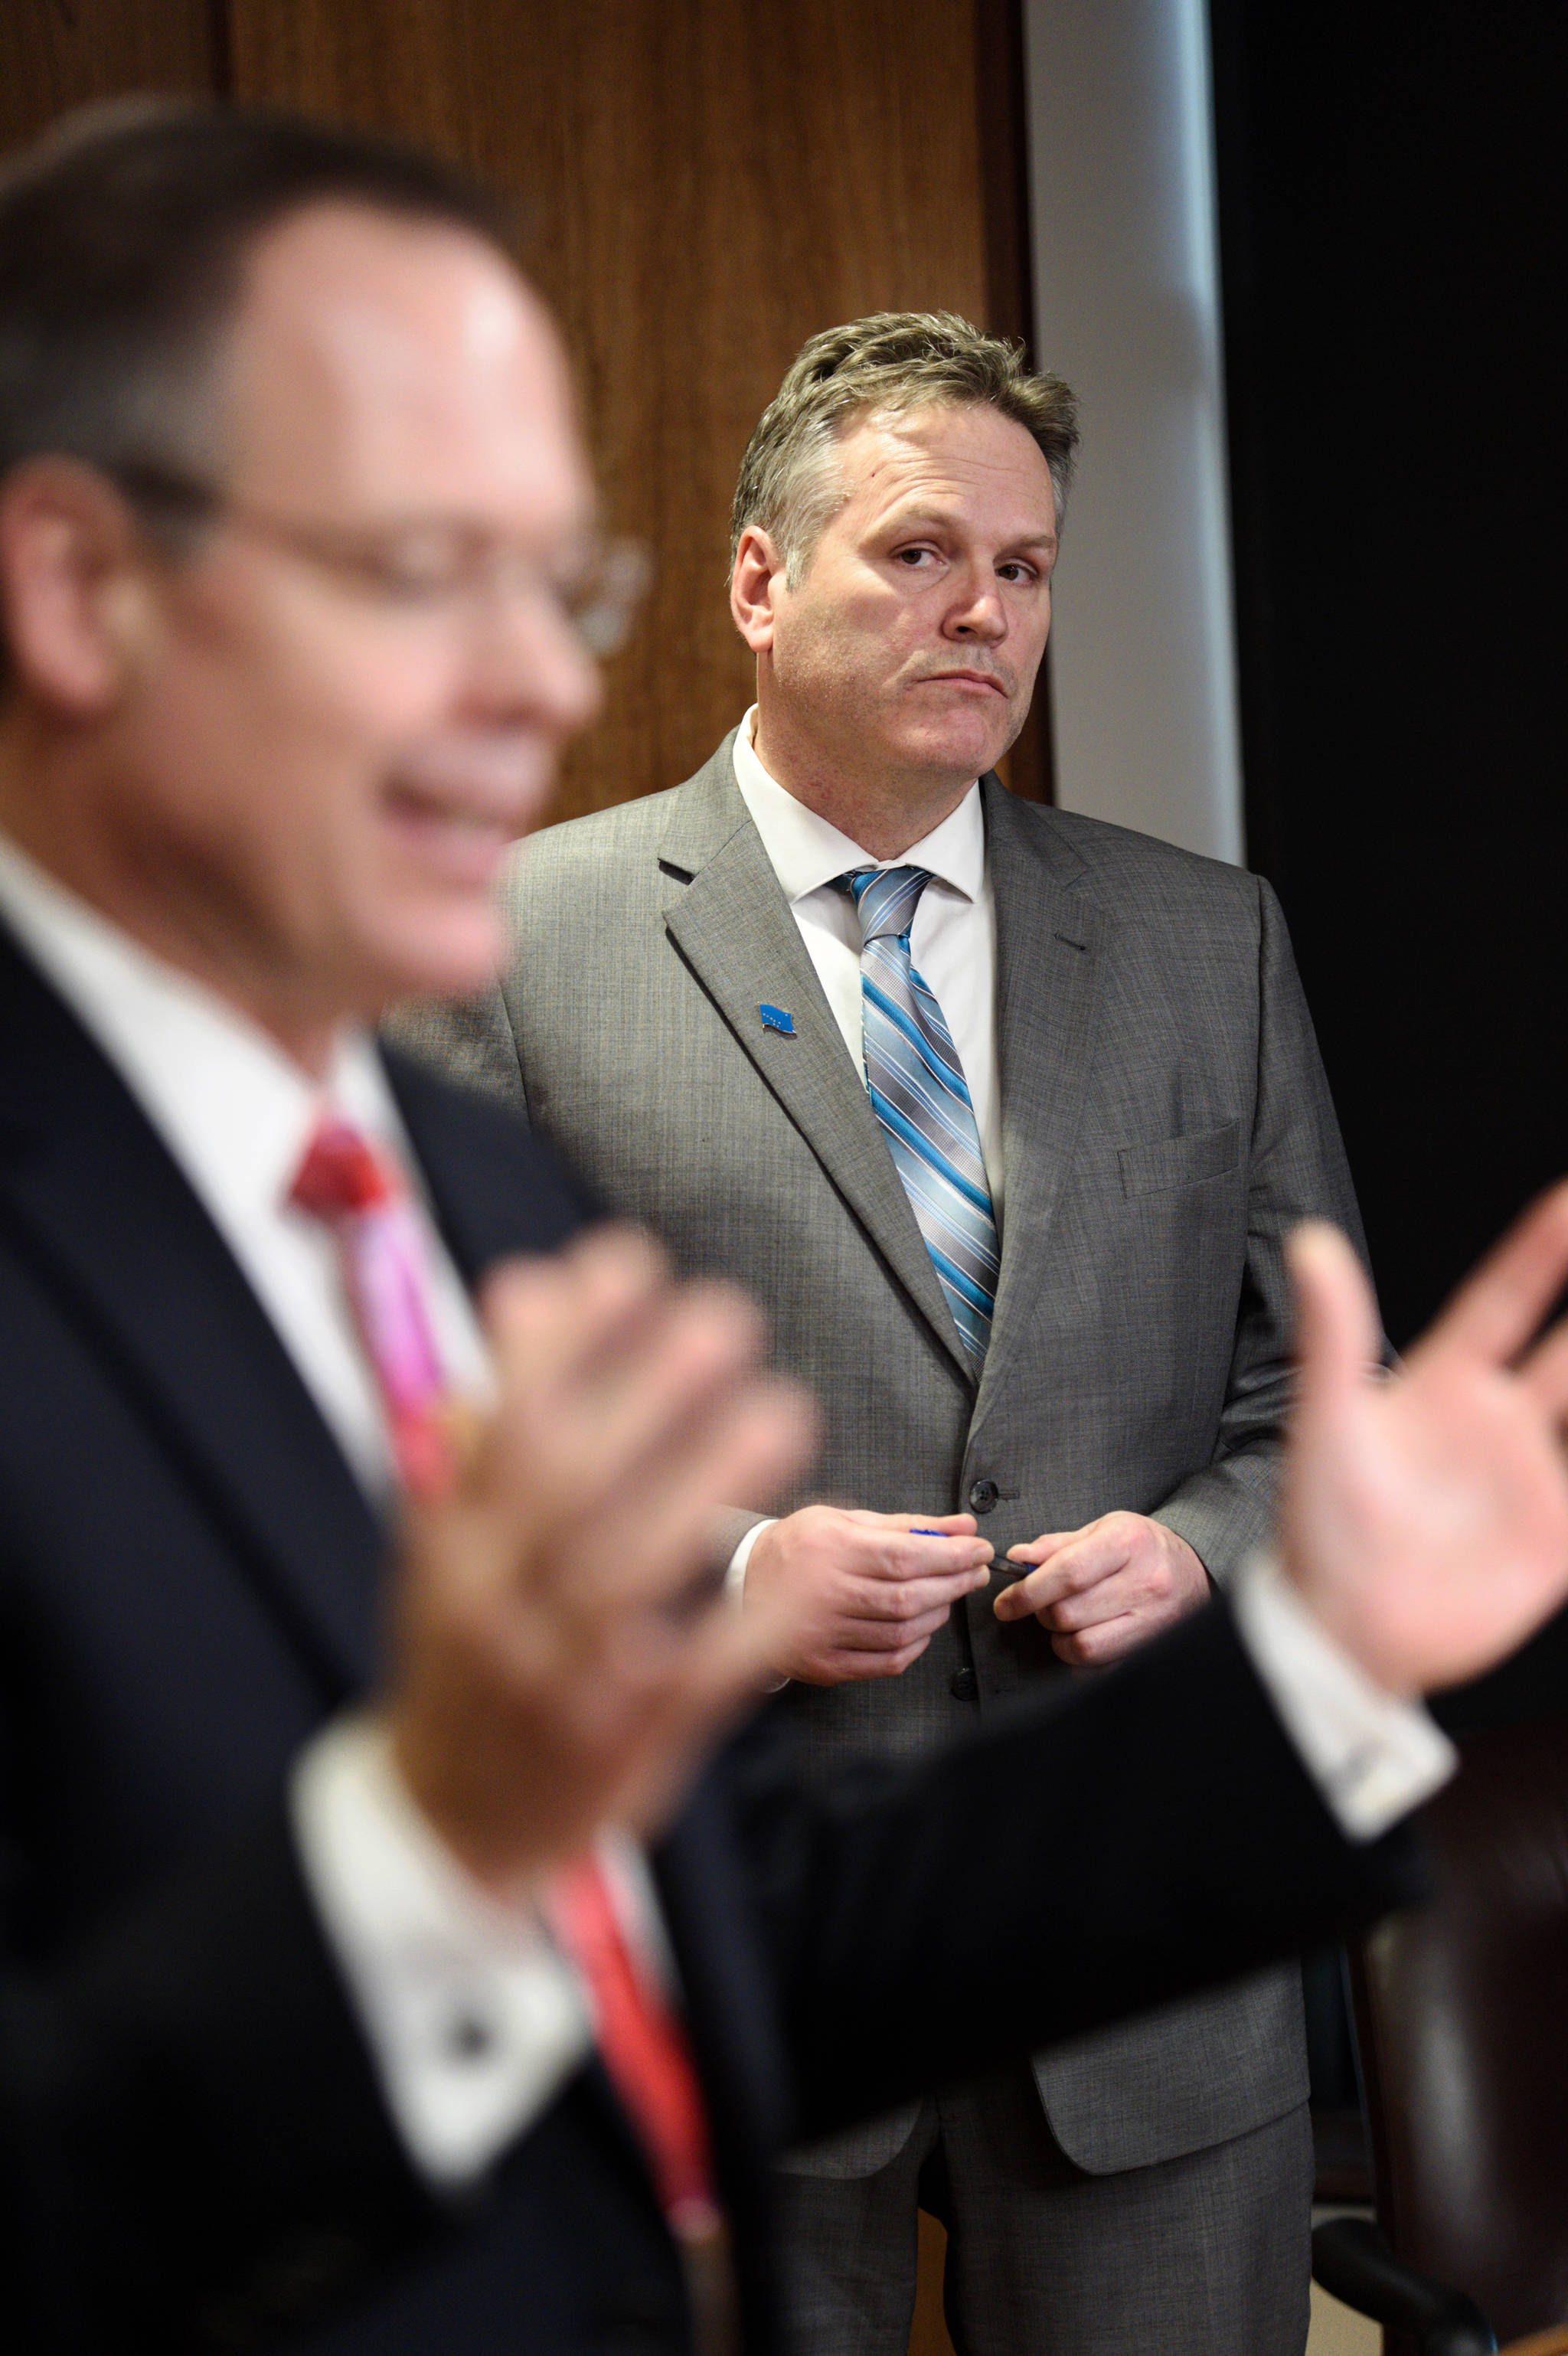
[0,829,400,1222]
[730,705,986,905]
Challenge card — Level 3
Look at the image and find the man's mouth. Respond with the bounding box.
[384,751,554,880]
[918,668,1011,698]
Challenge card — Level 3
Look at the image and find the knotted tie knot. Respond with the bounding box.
[835,864,931,948]
[287,1113,453,1494]
[290,1117,395,1218]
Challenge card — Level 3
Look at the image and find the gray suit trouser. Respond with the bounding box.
[776,2072,1312,2356]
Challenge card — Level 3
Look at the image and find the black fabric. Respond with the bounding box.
[0,922,1424,2351]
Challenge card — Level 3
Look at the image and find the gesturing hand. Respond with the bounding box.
[993,1512,1210,1665]
[743,1506,995,1684]
[386,1227,815,1903]
[1280,1188,1568,1697]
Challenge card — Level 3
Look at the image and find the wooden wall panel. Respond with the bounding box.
[2,0,1043,819]
[0,1,219,157]
[224,0,1031,817]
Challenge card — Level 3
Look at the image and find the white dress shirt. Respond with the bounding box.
[731,707,1004,1216]
[0,822,1455,2201]
[0,832,597,2189]
[0,835,490,1498]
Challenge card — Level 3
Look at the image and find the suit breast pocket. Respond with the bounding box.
[1116,1118,1241,1199]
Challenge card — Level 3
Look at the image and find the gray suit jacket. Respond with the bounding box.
[394,734,1367,2178]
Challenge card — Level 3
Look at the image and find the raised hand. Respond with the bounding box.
[742,1506,995,1684]
[386,1226,815,1901]
[1280,1187,1568,1696]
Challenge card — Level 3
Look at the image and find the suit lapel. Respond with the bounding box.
[383,1042,587,1279]
[660,751,973,1382]
[978,781,1106,1411]
[0,930,384,1703]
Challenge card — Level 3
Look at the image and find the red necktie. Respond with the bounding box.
[289,1113,730,2328]
[545,1856,722,2243]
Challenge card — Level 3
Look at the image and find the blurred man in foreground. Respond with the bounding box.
[0,100,1566,2356]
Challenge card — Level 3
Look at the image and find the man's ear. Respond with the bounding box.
[730,525,786,653]
[0,458,158,715]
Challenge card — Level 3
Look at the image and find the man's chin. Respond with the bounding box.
[896,721,1014,783]
[366,907,506,1016]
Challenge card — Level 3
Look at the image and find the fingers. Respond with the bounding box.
[831,1596,959,1650]
[483,1237,770,1520]
[428,1230,819,1724]
[858,1515,991,1582]
[1286,1219,1382,1438]
[801,1630,937,1684]
[1049,1613,1142,1668]
[564,1372,814,1632]
[1413,1180,1568,1371]
[1520,1310,1568,1427]
[1006,1564,1148,1634]
[477,1229,795,1577]
[849,1560,993,1622]
[994,1518,1135,1620]
[1002,1529,1072,1570]
[479,1225,671,1413]
[1004,1521,1121,1577]
[612,1600,796,1832]
[885,1513,982,1538]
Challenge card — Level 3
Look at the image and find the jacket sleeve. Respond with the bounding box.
[0,1808,444,2354]
[697,1596,1427,2145]
[1152,875,1372,1585]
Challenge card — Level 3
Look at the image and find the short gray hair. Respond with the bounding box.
[730,311,1079,583]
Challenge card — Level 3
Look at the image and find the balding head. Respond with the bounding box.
[0,115,606,1069]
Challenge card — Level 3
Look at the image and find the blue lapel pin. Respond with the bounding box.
[759,1003,795,1036]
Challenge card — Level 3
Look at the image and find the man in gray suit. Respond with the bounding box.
[401,312,1363,2354]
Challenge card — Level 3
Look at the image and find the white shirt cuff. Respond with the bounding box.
[724,1518,792,1691]
[724,1516,775,1602]
[290,1716,593,2191]
[1230,1551,1458,1840]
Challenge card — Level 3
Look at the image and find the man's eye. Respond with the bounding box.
[998,562,1038,586]
[366,538,469,598]
[893,546,936,568]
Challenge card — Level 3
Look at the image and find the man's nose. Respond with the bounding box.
[946,570,1008,641]
[464,583,604,737]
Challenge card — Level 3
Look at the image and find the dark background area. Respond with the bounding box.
[1210,0,1566,1354]
[1213,1,1567,2130]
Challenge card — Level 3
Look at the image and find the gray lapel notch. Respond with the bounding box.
[659,748,975,1382]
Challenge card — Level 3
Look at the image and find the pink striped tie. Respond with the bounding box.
[289,1116,456,1497]
[291,1116,732,2343]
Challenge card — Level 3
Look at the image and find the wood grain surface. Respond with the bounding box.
[0,0,217,153]
[2,0,1048,818]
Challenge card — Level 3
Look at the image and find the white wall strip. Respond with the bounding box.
[1024,0,1244,863]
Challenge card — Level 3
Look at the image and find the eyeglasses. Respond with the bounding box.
[108,459,651,657]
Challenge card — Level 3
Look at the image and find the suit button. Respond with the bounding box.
[968,1478,1000,1514]
[949,1665,978,1702]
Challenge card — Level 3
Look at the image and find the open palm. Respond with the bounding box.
[1282,1188,1568,1698]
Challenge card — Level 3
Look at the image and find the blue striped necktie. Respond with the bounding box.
[835,865,999,1360]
